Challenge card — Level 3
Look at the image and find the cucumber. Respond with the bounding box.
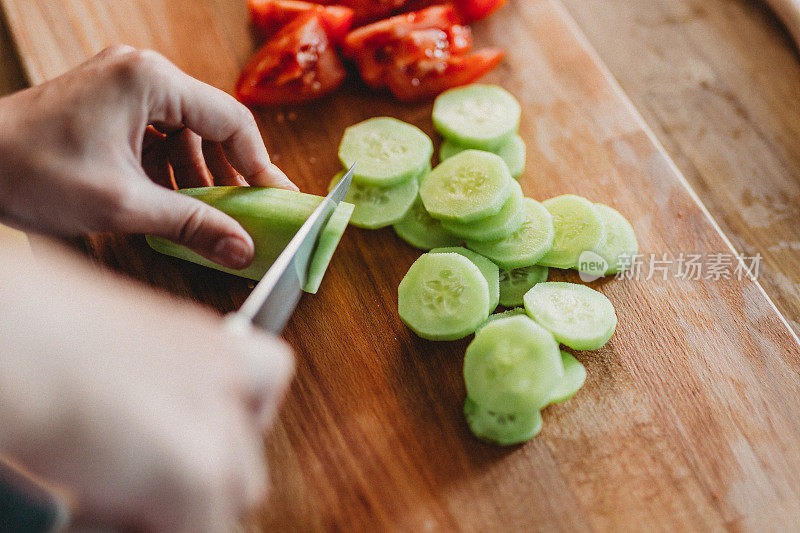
[440,180,525,242]
[464,396,543,446]
[538,195,606,269]
[338,117,433,187]
[466,198,554,269]
[476,307,527,333]
[432,84,521,151]
[523,282,617,350]
[430,247,500,312]
[328,170,418,229]
[393,197,461,250]
[499,265,549,307]
[547,351,587,405]
[463,314,563,412]
[146,187,354,293]
[420,150,513,223]
[398,253,490,341]
[440,135,526,179]
[592,204,638,274]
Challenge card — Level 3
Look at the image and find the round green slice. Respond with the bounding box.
[467,198,554,269]
[538,195,606,269]
[547,351,587,405]
[329,171,418,229]
[464,397,543,446]
[441,180,525,242]
[523,282,617,351]
[420,150,513,223]
[499,265,549,307]
[398,253,490,341]
[592,203,638,274]
[393,197,461,250]
[338,117,433,187]
[463,314,563,412]
[433,84,521,151]
[440,135,526,179]
[430,247,500,312]
[476,307,527,334]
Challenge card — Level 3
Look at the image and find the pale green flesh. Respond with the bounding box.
[476,307,527,334]
[146,187,354,293]
[440,134,526,179]
[499,265,549,307]
[420,150,513,223]
[398,253,490,341]
[430,247,500,312]
[441,180,525,242]
[592,203,638,274]
[467,198,554,269]
[329,170,418,229]
[338,117,433,187]
[433,84,521,151]
[463,315,563,412]
[393,197,462,250]
[538,195,606,269]
[523,282,617,351]
[547,351,587,405]
[464,396,543,446]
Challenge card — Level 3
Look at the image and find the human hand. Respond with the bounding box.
[0,45,296,270]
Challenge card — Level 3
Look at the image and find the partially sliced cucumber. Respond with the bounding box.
[305,201,355,294]
[431,247,500,312]
[463,314,563,412]
[538,195,606,269]
[547,351,587,405]
[393,197,462,250]
[338,117,433,187]
[592,204,638,274]
[523,282,617,350]
[433,84,521,151]
[464,397,542,446]
[329,170,418,229]
[499,265,549,307]
[398,253,490,341]
[441,180,525,242]
[440,134,526,179]
[476,307,527,333]
[467,198,554,269]
[420,150,513,223]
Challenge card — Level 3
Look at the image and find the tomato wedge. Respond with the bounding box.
[452,0,506,22]
[236,12,347,106]
[316,0,410,25]
[248,0,355,43]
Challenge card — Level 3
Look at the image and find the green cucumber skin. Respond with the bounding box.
[592,203,638,275]
[547,351,587,405]
[430,247,500,312]
[393,197,462,251]
[440,135,526,179]
[146,187,354,293]
[304,201,355,294]
[440,181,526,242]
[476,308,527,334]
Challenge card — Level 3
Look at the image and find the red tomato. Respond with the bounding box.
[317,0,410,25]
[236,12,347,106]
[453,0,506,22]
[248,0,355,43]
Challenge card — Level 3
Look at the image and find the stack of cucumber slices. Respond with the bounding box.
[333,83,638,446]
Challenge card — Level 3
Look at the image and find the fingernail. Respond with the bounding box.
[254,164,298,191]
[212,236,252,269]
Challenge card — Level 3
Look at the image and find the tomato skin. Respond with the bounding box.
[236,12,347,106]
[317,0,410,25]
[453,0,506,21]
[248,0,355,43]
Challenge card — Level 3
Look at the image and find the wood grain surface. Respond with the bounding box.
[2,0,800,530]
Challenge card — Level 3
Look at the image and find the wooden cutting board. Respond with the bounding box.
[4,0,800,529]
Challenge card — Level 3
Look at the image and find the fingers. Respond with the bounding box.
[141,126,174,189]
[202,140,248,186]
[165,128,214,189]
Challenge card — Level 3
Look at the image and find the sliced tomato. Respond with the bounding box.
[386,47,504,101]
[452,0,506,22]
[316,0,411,25]
[236,12,347,106]
[248,0,354,43]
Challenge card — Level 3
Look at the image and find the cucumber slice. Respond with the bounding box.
[329,170,418,229]
[398,253,490,341]
[476,307,527,333]
[338,117,433,187]
[466,198,554,269]
[547,351,587,405]
[592,204,638,274]
[440,180,525,242]
[420,150,513,223]
[432,84,521,151]
[430,247,500,312]
[523,282,617,350]
[393,197,461,250]
[463,315,563,412]
[464,397,543,446]
[538,195,606,269]
[440,135,526,179]
[499,265,549,307]
[146,187,354,292]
